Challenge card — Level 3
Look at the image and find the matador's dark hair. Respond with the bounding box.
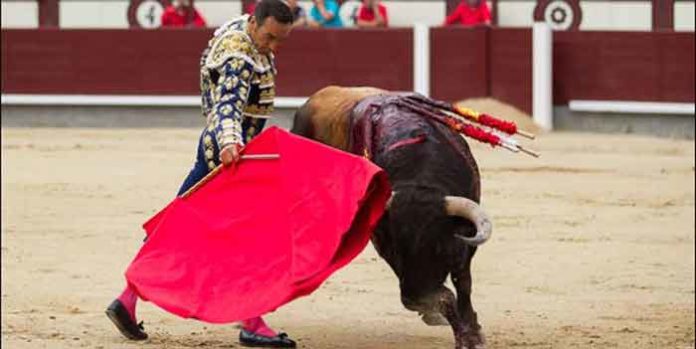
[254,0,294,25]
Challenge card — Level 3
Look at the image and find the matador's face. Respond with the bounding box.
[248,16,293,55]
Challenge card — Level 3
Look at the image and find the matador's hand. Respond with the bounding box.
[220,143,242,167]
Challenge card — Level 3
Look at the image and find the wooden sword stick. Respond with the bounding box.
[179,154,280,198]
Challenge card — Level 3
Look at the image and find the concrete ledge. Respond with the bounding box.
[0,104,298,129]
[569,100,695,115]
[1,94,309,109]
[554,105,695,139]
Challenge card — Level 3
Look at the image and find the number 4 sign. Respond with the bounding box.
[128,0,170,28]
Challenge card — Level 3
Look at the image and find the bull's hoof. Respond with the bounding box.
[455,339,486,349]
[420,311,449,326]
[462,341,485,349]
[455,330,485,349]
[458,344,486,349]
[467,332,486,349]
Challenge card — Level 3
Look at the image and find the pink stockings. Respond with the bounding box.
[116,284,276,337]
[117,285,139,321]
[241,317,277,337]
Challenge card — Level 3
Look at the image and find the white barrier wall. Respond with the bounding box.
[60,1,130,28]
[300,0,445,27]
[0,0,443,28]
[675,1,696,31]
[193,1,242,26]
[1,0,694,31]
[377,1,446,27]
[579,1,652,31]
[1,0,38,28]
[200,0,445,27]
[495,0,654,31]
[497,1,536,27]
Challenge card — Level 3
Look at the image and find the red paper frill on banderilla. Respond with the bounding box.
[125,126,391,323]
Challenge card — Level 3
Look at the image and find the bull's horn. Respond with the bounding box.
[444,196,492,246]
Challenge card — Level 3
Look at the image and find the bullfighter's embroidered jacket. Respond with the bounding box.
[199,14,276,149]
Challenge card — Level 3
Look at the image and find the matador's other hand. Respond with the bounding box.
[220,143,242,167]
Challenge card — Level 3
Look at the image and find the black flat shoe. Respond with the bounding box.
[105,299,148,340]
[239,329,296,348]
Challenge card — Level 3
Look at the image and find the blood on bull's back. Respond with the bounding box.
[348,93,481,200]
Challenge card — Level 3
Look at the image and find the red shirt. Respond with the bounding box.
[246,2,256,15]
[357,4,389,27]
[161,6,207,28]
[444,2,491,26]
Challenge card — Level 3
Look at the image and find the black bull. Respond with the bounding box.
[291,86,492,349]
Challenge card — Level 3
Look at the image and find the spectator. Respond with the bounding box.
[309,0,343,28]
[355,0,388,28]
[444,0,491,27]
[245,0,259,15]
[161,0,207,28]
[287,0,308,27]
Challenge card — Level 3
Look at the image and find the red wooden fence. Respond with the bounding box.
[2,27,693,115]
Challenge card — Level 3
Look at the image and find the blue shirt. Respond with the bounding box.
[310,0,343,28]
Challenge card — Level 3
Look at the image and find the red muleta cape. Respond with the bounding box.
[125,127,391,323]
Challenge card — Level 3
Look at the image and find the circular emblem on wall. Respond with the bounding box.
[128,0,170,28]
[533,0,582,31]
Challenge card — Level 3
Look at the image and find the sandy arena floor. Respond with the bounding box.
[1,126,694,349]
